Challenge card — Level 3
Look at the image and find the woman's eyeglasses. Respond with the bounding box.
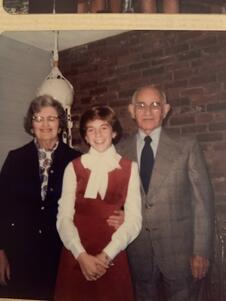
[32,115,59,123]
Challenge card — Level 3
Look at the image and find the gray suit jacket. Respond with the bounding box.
[117,129,214,279]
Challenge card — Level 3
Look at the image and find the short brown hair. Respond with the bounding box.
[79,105,122,144]
[24,94,67,136]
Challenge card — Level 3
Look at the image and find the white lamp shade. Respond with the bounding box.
[36,66,74,107]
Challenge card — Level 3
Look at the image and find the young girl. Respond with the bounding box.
[54,105,141,301]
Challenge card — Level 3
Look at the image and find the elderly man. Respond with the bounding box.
[115,85,214,301]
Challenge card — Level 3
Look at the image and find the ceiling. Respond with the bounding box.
[2,30,127,51]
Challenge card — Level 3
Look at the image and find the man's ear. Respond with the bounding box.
[163,104,171,119]
[128,104,135,119]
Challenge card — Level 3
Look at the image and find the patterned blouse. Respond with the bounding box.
[34,139,59,200]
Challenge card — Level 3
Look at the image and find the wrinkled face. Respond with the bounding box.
[32,106,60,146]
[129,87,170,134]
[85,119,116,153]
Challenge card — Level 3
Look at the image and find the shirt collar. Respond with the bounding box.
[34,138,59,153]
[137,126,162,143]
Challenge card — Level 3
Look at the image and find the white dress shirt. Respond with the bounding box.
[57,146,142,260]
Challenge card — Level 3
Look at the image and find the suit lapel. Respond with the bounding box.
[117,135,137,162]
[26,141,42,197]
[127,135,137,162]
[118,132,182,199]
[148,130,182,200]
[124,136,149,199]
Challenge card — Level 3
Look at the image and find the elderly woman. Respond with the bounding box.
[0,95,81,300]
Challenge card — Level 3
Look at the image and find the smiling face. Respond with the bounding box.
[32,106,60,148]
[85,119,116,153]
[129,87,170,135]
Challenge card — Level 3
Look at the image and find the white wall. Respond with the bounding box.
[0,35,50,168]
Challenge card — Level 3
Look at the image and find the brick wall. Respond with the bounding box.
[60,30,226,300]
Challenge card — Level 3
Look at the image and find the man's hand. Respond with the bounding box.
[107,210,124,230]
[0,250,10,285]
[190,255,209,280]
[77,252,108,281]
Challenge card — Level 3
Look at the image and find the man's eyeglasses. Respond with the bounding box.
[32,115,59,123]
[135,101,162,112]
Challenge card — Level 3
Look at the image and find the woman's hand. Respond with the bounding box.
[77,252,108,281]
[0,250,10,285]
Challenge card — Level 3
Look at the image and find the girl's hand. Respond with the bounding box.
[77,252,108,281]
[96,252,112,266]
[95,252,113,279]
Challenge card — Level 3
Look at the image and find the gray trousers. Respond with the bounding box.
[131,261,205,301]
[127,229,206,301]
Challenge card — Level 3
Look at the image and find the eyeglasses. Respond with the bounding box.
[135,101,162,112]
[32,115,59,123]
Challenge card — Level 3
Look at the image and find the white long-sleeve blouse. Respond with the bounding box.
[57,150,142,261]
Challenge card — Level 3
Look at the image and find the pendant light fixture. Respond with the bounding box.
[36,0,74,146]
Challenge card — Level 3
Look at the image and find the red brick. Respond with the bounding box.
[195,113,213,123]
[178,49,202,61]
[170,114,195,126]
[191,36,217,49]
[165,80,188,89]
[182,125,207,134]
[142,49,164,60]
[209,122,226,131]
[189,74,216,86]
[173,69,193,80]
[207,102,226,112]
[169,97,191,107]
[143,66,165,77]
[129,61,150,71]
[164,44,189,56]
[197,132,223,142]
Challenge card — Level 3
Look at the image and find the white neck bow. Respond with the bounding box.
[81,145,121,200]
